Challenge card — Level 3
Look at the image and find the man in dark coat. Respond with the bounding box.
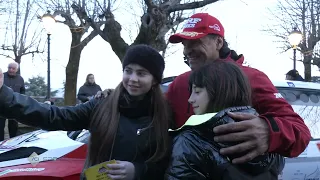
[0,62,25,141]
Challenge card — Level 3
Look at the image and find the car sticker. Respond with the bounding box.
[287,82,295,87]
[0,168,45,176]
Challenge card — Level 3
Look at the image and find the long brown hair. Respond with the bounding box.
[84,82,171,168]
[189,60,252,112]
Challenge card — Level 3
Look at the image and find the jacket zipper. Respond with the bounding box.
[137,125,153,136]
[109,114,120,161]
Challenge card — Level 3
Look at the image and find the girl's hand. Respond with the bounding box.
[107,161,135,180]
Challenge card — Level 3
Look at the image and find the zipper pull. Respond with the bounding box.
[137,126,152,136]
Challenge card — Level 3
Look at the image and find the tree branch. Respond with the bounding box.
[72,2,129,60]
[0,47,42,59]
[20,49,44,57]
[75,5,86,27]
[1,45,14,51]
[144,0,155,9]
[167,0,220,13]
[0,53,14,59]
[71,3,108,41]
[158,16,187,39]
[80,30,98,49]
[53,10,77,28]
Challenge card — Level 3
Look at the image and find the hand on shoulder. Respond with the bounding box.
[94,89,114,99]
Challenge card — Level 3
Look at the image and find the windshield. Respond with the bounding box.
[277,87,320,139]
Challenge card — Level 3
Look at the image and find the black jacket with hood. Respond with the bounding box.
[165,106,285,180]
[0,85,169,180]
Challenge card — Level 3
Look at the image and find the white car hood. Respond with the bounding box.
[0,130,84,168]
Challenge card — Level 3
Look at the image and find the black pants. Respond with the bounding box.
[0,118,18,141]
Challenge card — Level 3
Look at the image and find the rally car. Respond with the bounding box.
[0,130,88,180]
[0,77,319,180]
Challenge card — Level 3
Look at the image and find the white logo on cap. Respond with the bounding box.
[179,32,204,37]
[209,24,221,31]
[183,18,202,28]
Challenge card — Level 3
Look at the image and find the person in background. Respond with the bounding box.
[165,60,284,180]
[0,62,25,141]
[286,69,305,81]
[77,74,102,103]
[166,12,311,164]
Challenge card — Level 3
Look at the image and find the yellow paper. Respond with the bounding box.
[84,160,117,180]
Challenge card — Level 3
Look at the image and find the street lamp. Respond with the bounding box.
[41,11,56,101]
[288,27,303,70]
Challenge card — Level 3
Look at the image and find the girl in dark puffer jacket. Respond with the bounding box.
[165,60,285,180]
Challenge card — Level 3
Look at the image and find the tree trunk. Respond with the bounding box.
[15,56,22,75]
[303,55,312,82]
[64,32,84,105]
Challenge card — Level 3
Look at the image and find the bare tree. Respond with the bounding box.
[36,0,105,105]
[33,0,219,105]
[264,0,320,81]
[0,0,6,13]
[0,0,44,74]
[72,0,220,62]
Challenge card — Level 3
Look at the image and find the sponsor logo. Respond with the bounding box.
[287,82,295,87]
[209,24,221,31]
[274,93,284,99]
[28,152,58,166]
[178,31,204,37]
[183,18,202,28]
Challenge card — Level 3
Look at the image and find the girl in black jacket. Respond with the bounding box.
[165,60,284,180]
[0,45,172,180]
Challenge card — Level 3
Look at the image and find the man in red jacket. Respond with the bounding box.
[167,13,311,164]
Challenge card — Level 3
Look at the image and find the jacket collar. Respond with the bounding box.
[169,106,254,132]
[4,72,15,77]
[169,113,217,132]
[224,51,245,65]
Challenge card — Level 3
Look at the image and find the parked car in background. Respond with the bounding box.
[273,80,320,180]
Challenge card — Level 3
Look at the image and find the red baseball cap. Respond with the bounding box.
[169,13,225,43]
